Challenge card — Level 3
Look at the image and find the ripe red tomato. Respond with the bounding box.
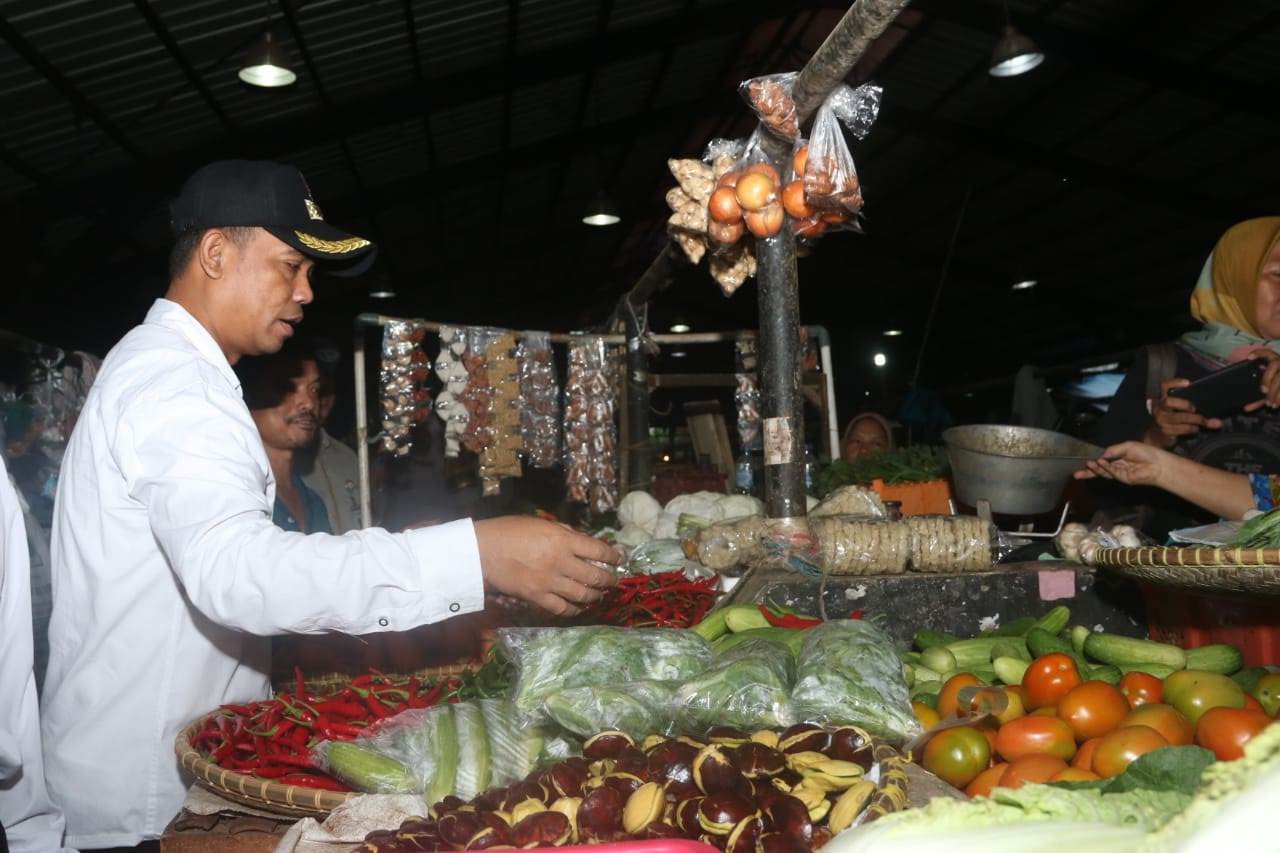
[1022,653,1083,710]
[1119,672,1163,708]
[963,763,1008,798]
[1000,754,1068,789]
[922,726,992,788]
[1092,725,1168,778]
[1058,681,1130,741]
[1195,707,1273,761]
[1243,694,1266,715]
[1072,736,1101,770]
[994,715,1077,762]
[1122,703,1194,747]
[938,673,984,719]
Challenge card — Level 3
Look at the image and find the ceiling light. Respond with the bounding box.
[369,288,396,299]
[989,23,1044,77]
[883,329,903,337]
[239,32,297,88]
[1011,279,1038,291]
[669,323,691,333]
[582,192,620,226]
[873,353,887,368]
[670,350,688,358]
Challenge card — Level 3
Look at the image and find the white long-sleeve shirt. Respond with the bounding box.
[41,299,484,848]
[0,457,70,852]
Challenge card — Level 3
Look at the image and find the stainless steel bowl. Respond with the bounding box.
[942,424,1102,516]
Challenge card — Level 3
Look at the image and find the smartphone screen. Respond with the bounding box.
[1168,359,1267,419]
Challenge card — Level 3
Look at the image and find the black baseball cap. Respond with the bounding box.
[170,160,377,277]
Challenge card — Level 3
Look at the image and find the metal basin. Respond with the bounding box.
[942,424,1102,516]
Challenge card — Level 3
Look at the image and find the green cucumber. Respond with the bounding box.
[1030,605,1071,637]
[903,664,915,689]
[912,687,940,708]
[921,646,957,674]
[945,638,1009,669]
[911,665,943,683]
[1184,644,1244,675]
[1026,627,1075,658]
[691,607,730,642]
[1070,626,1091,656]
[962,667,996,684]
[1084,634,1187,670]
[988,616,1037,637]
[914,629,959,651]
[1119,663,1178,679]
[1090,665,1122,686]
[723,604,771,633]
[993,656,1030,685]
[902,651,922,665]
[989,639,1031,663]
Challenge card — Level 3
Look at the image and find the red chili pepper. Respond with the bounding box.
[277,773,350,792]
[252,766,291,779]
[850,609,866,620]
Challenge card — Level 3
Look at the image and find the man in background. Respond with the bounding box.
[299,347,362,533]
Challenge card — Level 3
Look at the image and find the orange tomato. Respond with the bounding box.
[938,673,984,719]
[994,715,1077,762]
[1195,707,1273,761]
[1050,767,1100,783]
[1031,707,1060,717]
[963,763,1008,798]
[1000,754,1068,789]
[1072,736,1102,770]
[1092,725,1168,778]
[1243,693,1265,714]
[913,702,941,729]
[1122,704,1194,747]
[980,726,998,756]
[1023,654,1083,710]
[1058,682,1130,742]
[1119,671,1163,708]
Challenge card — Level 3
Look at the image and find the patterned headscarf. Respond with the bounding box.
[1181,217,1280,363]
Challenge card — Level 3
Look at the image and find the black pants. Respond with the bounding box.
[88,844,160,852]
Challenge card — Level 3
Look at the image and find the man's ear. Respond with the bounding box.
[197,229,232,280]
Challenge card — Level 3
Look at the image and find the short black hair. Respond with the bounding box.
[236,337,319,411]
[168,226,257,280]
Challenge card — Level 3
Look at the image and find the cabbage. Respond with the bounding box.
[655,491,763,539]
[618,491,662,536]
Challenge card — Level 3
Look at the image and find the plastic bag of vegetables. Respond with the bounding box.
[791,620,922,743]
[671,637,796,733]
[544,679,677,740]
[500,626,712,723]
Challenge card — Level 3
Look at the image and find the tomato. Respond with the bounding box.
[1058,681,1130,741]
[1092,725,1168,778]
[1031,707,1060,717]
[922,726,992,788]
[1121,703,1194,746]
[1163,671,1246,726]
[1072,737,1101,770]
[1195,707,1273,761]
[1119,672,1163,708]
[1006,684,1029,707]
[1244,694,1265,714]
[913,702,941,728]
[1254,674,1280,717]
[938,673,984,719]
[1000,754,1068,789]
[963,763,1008,798]
[994,715,1077,762]
[1023,654,1083,710]
[1049,767,1100,783]
[970,686,1026,724]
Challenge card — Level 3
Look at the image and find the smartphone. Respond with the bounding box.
[1167,358,1267,418]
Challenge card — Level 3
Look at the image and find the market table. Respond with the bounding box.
[159,788,296,853]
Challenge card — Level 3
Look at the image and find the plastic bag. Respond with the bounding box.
[563,337,619,514]
[807,516,911,576]
[739,72,799,139]
[544,680,677,740]
[500,626,712,723]
[803,83,882,216]
[672,637,796,733]
[478,330,522,496]
[811,484,888,519]
[735,334,761,451]
[516,331,560,469]
[700,133,769,296]
[379,320,431,455]
[905,515,997,573]
[626,538,690,575]
[791,620,922,744]
[434,325,469,458]
[687,515,768,571]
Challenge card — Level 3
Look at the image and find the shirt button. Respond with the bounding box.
[449,603,461,613]
[378,617,389,627]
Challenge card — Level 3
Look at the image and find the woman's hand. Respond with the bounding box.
[1244,350,1280,411]
[1075,441,1171,488]
[1146,378,1223,448]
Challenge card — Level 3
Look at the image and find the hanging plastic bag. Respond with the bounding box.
[739,72,800,140]
[803,83,882,217]
[563,336,619,514]
[734,334,761,452]
[434,325,469,459]
[516,331,560,469]
[379,320,430,455]
[478,330,522,496]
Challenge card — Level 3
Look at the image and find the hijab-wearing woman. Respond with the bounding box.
[1098,217,1280,475]
[841,412,895,463]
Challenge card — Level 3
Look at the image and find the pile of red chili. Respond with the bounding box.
[585,569,719,628]
[192,669,460,791]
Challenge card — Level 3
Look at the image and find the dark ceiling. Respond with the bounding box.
[1,0,1278,410]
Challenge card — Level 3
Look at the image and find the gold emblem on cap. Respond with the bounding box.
[294,230,371,254]
[304,198,324,221]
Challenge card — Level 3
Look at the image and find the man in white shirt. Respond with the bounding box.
[40,161,618,849]
[1,453,71,852]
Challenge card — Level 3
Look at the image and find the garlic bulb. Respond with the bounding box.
[1109,524,1142,548]
[1056,522,1089,562]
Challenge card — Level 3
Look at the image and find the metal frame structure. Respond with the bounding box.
[351,312,839,529]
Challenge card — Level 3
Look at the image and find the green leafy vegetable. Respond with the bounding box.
[543,681,675,740]
[672,638,796,732]
[1231,505,1280,548]
[816,446,949,497]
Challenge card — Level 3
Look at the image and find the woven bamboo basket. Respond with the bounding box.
[1092,546,1280,595]
[180,661,479,818]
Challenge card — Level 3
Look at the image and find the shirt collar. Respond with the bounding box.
[144,298,242,393]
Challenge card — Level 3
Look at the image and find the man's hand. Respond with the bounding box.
[1146,377,1222,448]
[473,516,620,617]
[1074,441,1169,488]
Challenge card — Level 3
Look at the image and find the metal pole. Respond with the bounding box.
[623,296,653,493]
[354,321,373,529]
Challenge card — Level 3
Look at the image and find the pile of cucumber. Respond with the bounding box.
[904,606,1251,707]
